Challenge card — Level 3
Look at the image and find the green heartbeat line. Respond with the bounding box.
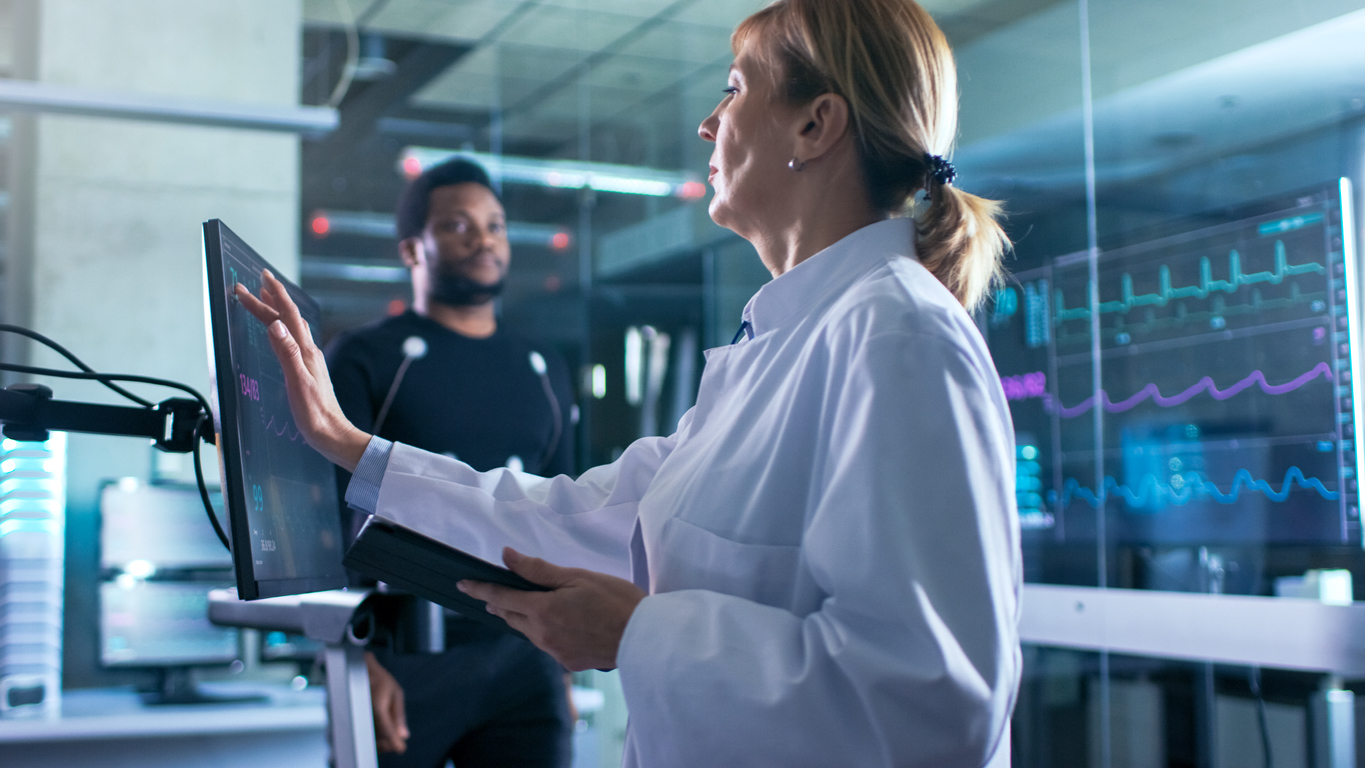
[1055,241,1325,322]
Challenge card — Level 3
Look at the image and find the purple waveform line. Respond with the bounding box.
[1052,362,1333,418]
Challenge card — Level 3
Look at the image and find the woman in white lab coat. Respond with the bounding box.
[240,0,1020,765]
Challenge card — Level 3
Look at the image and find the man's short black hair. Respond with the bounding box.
[396,157,498,241]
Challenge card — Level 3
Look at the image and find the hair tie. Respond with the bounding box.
[925,154,956,186]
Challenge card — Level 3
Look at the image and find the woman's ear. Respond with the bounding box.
[792,92,852,164]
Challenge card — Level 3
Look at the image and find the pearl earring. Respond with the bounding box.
[788,158,806,172]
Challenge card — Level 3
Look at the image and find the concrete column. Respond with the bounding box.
[4,0,302,687]
[12,0,300,485]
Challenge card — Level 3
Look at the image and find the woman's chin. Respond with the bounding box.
[707,196,736,230]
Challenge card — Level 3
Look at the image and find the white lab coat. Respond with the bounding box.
[363,218,1021,767]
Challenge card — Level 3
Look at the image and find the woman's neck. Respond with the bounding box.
[750,153,884,278]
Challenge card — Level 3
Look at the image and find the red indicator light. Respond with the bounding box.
[402,156,422,177]
[678,181,706,199]
[551,231,571,250]
[387,299,406,316]
[311,216,330,236]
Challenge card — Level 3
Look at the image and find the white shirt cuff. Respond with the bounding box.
[344,436,393,514]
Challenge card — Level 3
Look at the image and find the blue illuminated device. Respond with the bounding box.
[202,220,347,598]
[989,180,1364,546]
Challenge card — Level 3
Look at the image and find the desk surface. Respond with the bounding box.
[0,683,326,743]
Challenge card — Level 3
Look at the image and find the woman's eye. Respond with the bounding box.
[722,86,739,95]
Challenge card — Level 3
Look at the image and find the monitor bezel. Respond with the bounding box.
[203,218,346,599]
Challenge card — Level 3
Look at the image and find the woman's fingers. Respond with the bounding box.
[461,579,541,618]
[503,547,575,588]
[261,271,318,363]
[457,556,646,671]
[235,281,313,399]
[264,319,314,405]
[234,283,280,327]
[231,273,372,472]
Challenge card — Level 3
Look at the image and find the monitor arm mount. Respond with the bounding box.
[0,383,208,451]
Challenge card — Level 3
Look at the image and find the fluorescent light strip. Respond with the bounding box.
[300,261,409,284]
[310,209,572,249]
[398,148,707,200]
[0,79,336,134]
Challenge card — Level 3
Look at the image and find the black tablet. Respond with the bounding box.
[344,516,550,634]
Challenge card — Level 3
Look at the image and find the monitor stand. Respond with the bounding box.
[142,667,266,706]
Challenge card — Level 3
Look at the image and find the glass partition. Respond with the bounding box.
[292,2,1365,765]
[969,0,1365,764]
[949,0,1093,585]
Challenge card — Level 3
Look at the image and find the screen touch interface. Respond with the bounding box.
[205,220,345,597]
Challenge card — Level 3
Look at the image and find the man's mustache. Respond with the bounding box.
[449,249,502,268]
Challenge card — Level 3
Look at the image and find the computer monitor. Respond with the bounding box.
[100,480,233,573]
[100,581,238,666]
[99,579,245,704]
[203,219,347,599]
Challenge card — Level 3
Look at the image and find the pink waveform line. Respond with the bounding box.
[1053,362,1334,418]
[262,414,304,442]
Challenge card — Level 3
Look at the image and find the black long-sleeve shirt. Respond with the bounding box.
[325,311,575,542]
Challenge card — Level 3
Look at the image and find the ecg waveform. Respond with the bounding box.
[1051,362,1333,418]
[1050,466,1338,509]
[1054,240,1324,322]
[262,414,303,443]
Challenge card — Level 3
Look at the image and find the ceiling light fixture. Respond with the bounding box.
[309,209,572,250]
[398,147,707,200]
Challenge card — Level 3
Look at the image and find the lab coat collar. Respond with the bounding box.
[741,218,917,338]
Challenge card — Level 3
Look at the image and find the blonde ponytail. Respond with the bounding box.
[734,0,1010,312]
[917,184,1010,311]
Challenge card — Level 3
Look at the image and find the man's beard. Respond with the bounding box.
[429,265,504,307]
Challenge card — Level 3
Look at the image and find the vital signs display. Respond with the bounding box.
[989,181,1363,545]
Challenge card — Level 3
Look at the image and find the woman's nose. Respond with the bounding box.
[698,111,718,142]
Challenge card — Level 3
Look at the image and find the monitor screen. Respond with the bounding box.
[988,183,1363,546]
[100,480,233,572]
[203,219,346,599]
[100,580,239,667]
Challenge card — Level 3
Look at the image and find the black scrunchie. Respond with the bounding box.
[925,154,956,186]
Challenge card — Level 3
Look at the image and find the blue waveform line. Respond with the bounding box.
[1055,240,1324,322]
[1048,466,1338,509]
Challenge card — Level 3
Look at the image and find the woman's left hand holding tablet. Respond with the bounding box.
[460,548,646,671]
[234,270,371,472]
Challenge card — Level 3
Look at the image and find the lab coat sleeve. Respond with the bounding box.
[616,330,1021,768]
[371,417,687,580]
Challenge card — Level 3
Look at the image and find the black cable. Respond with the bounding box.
[0,360,228,553]
[1248,666,1273,768]
[0,362,212,419]
[0,324,154,407]
[536,371,562,472]
[193,415,231,552]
